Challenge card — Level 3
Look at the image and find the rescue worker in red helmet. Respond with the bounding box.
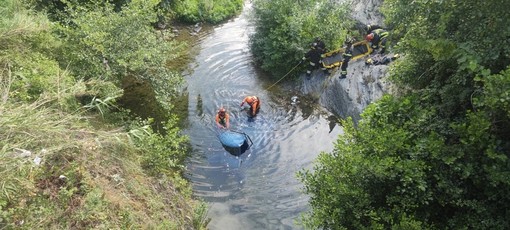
[365,28,389,54]
[240,96,260,117]
[215,107,230,129]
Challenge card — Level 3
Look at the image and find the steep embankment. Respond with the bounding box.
[301,0,390,120]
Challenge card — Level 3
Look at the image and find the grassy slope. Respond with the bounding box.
[0,98,207,229]
[0,0,207,229]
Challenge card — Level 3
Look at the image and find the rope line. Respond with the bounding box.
[265,61,302,91]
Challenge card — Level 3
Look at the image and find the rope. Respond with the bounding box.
[265,61,303,91]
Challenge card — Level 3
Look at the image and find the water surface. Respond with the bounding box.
[184,3,343,229]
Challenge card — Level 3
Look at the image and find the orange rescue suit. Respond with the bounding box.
[240,96,260,116]
[215,112,230,129]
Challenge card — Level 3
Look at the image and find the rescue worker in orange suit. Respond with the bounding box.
[339,41,353,79]
[240,96,260,117]
[215,107,230,129]
[302,43,324,80]
[365,28,389,54]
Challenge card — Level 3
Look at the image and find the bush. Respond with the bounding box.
[55,0,184,112]
[129,116,190,178]
[164,0,243,24]
[250,0,351,79]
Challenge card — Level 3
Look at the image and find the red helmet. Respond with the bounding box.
[365,33,374,42]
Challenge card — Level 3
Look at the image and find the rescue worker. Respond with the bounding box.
[366,24,383,34]
[240,96,260,117]
[314,37,327,54]
[365,53,400,66]
[365,28,389,54]
[215,107,230,129]
[302,42,323,79]
[314,37,331,75]
[339,41,353,79]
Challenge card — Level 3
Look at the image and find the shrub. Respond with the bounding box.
[250,0,351,79]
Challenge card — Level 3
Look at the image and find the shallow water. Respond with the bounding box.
[183,2,343,229]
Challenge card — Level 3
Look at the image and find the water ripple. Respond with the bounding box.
[183,3,343,230]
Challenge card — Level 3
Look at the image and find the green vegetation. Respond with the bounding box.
[250,0,352,79]
[0,99,208,229]
[298,0,510,229]
[162,0,244,24]
[30,0,244,28]
[54,0,186,121]
[0,0,211,228]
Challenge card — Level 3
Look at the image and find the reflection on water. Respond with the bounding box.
[183,2,343,230]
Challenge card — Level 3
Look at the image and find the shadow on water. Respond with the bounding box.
[116,22,217,133]
[117,75,168,132]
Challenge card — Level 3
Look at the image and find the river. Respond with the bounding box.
[183,2,343,229]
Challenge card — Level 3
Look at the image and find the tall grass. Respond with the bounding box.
[0,0,208,228]
[0,0,49,41]
[0,91,207,229]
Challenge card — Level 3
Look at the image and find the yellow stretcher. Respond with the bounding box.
[321,41,373,69]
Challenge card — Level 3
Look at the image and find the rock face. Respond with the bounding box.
[301,0,389,121]
[301,61,392,121]
[350,0,385,26]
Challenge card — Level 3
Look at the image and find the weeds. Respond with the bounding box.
[0,95,206,229]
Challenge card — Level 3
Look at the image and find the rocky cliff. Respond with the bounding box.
[301,0,390,121]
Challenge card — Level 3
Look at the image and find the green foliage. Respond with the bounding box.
[167,0,243,23]
[169,0,201,22]
[474,68,510,117]
[1,0,207,229]
[76,79,123,118]
[8,53,66,101]
[382,0,510,118]
[299,90,510,229]
[384,0,510,85]
[56,0,184,110]
[0,0,76,103]
[0,0,49,41]
[130,116,190,178]
[250,0,352,79]
[193,202,211,229]
[299,0,510,228]
[0,99,206,229]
